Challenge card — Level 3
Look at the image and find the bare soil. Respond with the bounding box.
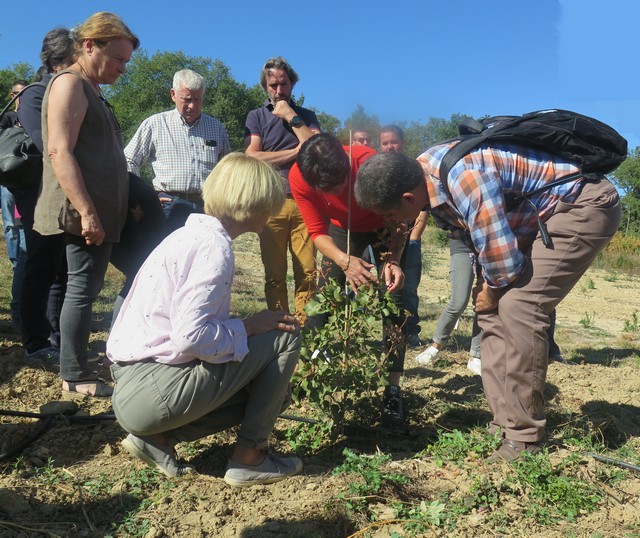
[1,234,639,537]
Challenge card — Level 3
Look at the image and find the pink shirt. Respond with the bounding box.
[107,214,249,365]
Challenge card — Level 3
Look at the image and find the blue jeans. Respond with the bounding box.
[60,234,112,381]
[1,186,26,327]
[403,239,422,336]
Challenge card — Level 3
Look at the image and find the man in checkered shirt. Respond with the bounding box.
[125,69,231,231]
[355,143,621,462]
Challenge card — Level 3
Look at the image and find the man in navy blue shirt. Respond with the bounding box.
[245,57,321,322]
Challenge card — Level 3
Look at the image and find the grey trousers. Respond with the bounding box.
[478,179,620,443]
[432,245,481,357]
[111,328,301,449]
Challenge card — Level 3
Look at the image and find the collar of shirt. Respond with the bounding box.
[173,108,201,129]
[185,213,231,241]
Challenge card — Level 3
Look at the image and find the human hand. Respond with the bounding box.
[343,255,378,293]
[129,204,144,222]
[272,99,294,122]
[383,261,404,293]
[243,310,299,336]
[80,213,105,246]
[473,281,501,313]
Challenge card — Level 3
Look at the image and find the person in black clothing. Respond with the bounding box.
[15,29,75,363]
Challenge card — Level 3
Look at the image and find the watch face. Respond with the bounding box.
[290,116,302,127]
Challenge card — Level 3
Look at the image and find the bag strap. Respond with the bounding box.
[0,82,47,121]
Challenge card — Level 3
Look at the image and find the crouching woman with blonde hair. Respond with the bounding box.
[107,153,302,486]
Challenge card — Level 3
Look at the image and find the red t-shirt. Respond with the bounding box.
[289,145,385,240]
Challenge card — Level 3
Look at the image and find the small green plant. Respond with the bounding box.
[83,473,114,497]
[623,311,640,333]
[602,272,618,282]
[457,476,501,512]
[505,451,602,523]
[579,312,596,328]
[333,448,409,514]
[115,510,152,538]
[34,457,67,486]
[586,277,596,290]
[425,429,501,466]
[403,499,448,527]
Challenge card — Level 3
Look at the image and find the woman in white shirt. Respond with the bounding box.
[107,153,302,487]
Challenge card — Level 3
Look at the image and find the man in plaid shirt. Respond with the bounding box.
[125,69,231,231]
[355,142,621,461]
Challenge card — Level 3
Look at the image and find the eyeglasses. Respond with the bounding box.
[353,137,370,144]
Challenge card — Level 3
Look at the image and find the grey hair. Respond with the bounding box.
[173,69,206,92]
[259,57,299,90]
[355,153,424,211]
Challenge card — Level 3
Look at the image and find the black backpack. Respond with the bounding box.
[0,82,46,189]
[437,109,628,247]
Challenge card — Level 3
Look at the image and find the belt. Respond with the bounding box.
[159,191,203,203]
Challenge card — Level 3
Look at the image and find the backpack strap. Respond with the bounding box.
[0,82,47,121]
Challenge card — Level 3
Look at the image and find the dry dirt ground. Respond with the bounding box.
[1,233,639,537]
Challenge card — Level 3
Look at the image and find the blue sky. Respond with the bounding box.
[1,0,638,149]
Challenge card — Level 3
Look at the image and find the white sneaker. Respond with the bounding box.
[467,357,482,375]
[416,345,439,366]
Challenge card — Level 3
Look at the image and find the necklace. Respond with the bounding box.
[77,62,102,97]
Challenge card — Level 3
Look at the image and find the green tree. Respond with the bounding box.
[401,113,466,158]
[0,63,36,105]
[339,104,380,145]
[611,147,640,234]
[313,109,341,135]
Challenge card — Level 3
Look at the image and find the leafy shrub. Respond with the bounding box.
[287,278,400,447]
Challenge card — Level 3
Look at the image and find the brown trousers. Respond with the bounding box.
[478,178,621,443]
[259,198,316,320]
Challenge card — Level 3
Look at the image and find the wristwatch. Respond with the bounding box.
[289,116,304,128]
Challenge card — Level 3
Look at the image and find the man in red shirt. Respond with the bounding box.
[290,133,407,424]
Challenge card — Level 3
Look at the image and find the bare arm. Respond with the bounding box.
[313,234,378,293]
[410,210,428,241]
[245,100,320,165]
[47,74,104,246]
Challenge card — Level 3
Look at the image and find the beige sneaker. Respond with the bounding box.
[467,357,482,375]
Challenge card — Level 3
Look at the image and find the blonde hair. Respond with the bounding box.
[202,153,285,223]
[73,12,139,55]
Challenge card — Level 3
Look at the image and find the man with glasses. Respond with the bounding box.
[352,129,371,147]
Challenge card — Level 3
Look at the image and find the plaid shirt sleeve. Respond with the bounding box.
[124,118,153,176]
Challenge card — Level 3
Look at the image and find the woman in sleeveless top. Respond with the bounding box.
[33,12,139,398]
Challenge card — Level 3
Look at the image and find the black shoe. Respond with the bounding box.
[406,334,426,349]
[382,385,405,425]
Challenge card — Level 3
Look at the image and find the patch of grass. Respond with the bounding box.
[333,448,409,514]
[623,311,640,333]
[424,429,501,466]
[506,451,602,523]
[579,312,596,329]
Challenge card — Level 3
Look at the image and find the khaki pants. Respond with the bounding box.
[479,179,621,443]
[259,198,316,320]
[111,329,300,449]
